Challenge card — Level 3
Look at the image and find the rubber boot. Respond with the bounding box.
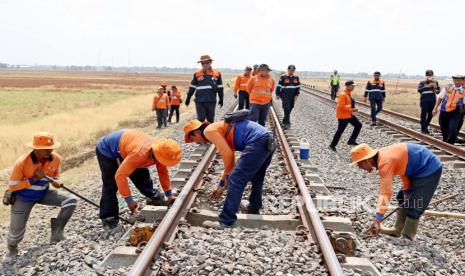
[401,217,419,241]
[380,208,406,237]
[50,218,68,242]
[2,243,18,264]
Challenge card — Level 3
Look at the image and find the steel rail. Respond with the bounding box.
[269,106,344,276]
[302,86,465,160]
[301,84,465,139]
[129,104,237,276]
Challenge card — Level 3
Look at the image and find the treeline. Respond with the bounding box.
[0,63,445,80]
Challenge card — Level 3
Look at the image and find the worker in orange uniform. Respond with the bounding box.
[161,81,170,100]
[252,64,259,76]
[247,64,276,126]
[152,87,170,129]
[96,130,182,229]
[168,85,182,123]
[329,80,362,151]
[458,78,465,138]
[183,115,275,228]
[185,55,224,123]
[351,143,441,240]
[234,66,253,110]
[3,132,77,264]
[432,75,465,144]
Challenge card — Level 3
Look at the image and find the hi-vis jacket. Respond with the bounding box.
[170,90,182,106]
[438,84,465,113]
[234,74,252,97]
[364,80,386,101]
[330,74,340,86]
[247,75,276,105]
[9,152,61,202]
[336,89,355,119]
[374,143,441,219]
[97,130,172,200]
[204,120,269,181]
[276,73,300,100]
[186,68,224,103]
[153,93,170,110]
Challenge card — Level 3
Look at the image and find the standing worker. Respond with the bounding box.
[234,66,253,110]
[96,130,182,229]
[417,70,440,134]
[330,69,340,101]
[185,55,224,123]
[432,75,465,144]
[351,143,442,240]
[364,71,386,126]
[276,64,301,129]
[168,85,182,123]
[329,80,362,151]
[252,64,259,76]
[152,87,170,129]
[247,64,276,126]
[183,116,275,228]
[161,81,170,100]
[3,132,77,264]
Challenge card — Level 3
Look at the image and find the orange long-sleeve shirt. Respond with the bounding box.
[113,130,171,199]
[204,122,235,181]
[336,89,354,119]
[152,93,170,110]
[247,75,275,105]
[375,143,410,216]
[234,74,252,96]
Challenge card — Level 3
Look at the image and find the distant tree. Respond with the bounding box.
[0,63,8,68]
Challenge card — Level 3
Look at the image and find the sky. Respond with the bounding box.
[0,0,463,75]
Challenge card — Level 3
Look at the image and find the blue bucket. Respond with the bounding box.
[299,138,310,160]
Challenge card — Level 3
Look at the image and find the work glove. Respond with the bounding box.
[185,98,190,107]
[210,179,227,200]
[218,99,223,107]
[127,201,138,213]
[166,196,176,206]
[234,95,237,99]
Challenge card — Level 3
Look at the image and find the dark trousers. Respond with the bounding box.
[458,114,464,136]
[238,91,249,110]
[282,98,295,125]
[219,134,275,226]
[195,102,216,123]
[156,108,168,128]
[439,110,460,144]
[330,85,339,100]
[330,116,362,147]
[370,99,383,122]
[96,148,160,221]
[396,167,441,220]
[420,100,436,131]
[249,103,271,126]
[168,105,180,122]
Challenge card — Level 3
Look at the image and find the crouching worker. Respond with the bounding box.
[3,132,77,264]
[96,129,182,229]
[351,143,441,240]
[183,112,275,228]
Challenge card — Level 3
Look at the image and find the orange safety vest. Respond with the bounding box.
[248,76,275,105]
[153,93,170,109]
[234,74,252,96]
[441,84,465,112]
[170,90,182,106]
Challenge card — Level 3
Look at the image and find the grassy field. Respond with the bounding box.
[301,77,436,118]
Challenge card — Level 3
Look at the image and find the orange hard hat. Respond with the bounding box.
[351,144,379,165]
[151,139,182,167]
[26,132,61,150]
[183,120,209,143]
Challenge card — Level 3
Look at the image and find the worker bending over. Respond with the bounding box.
[185,55,224,123]
[247,64,276,126]
[183,115,275,228]
[96,130,182,229]
[330,70,340,101]
[153,87,170,129]
[352,143,441,240]
[234,66,253,110]
[433,75,464,144]
[329,80,362,151]
[3,132,77,264]
[364,71,386,126]
[417,70,440,134]
[168,85,182,123]
[276,65,301,129]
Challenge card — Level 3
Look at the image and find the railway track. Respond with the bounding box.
[301,84,465,167]
[99,103,381,275]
